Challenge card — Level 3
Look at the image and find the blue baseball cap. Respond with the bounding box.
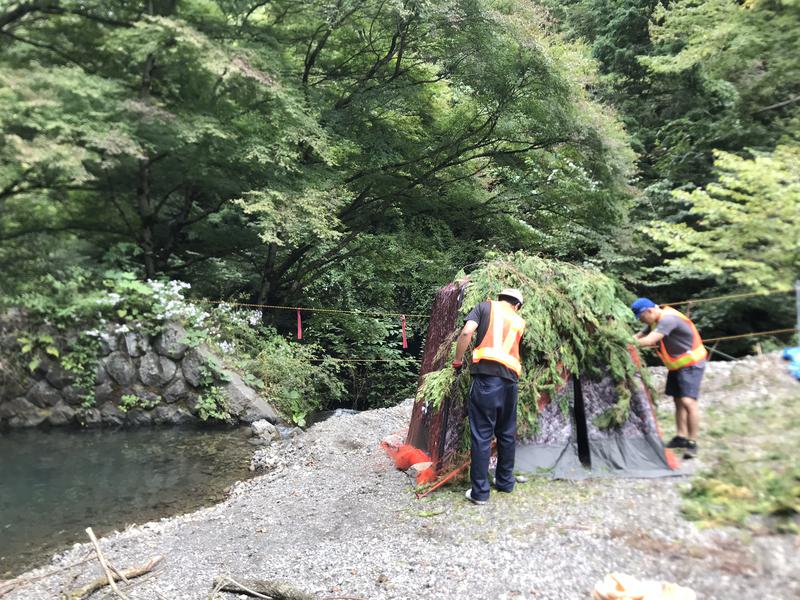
[631,297,657,318]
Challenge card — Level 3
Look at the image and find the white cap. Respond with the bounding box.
[499,288,524,306]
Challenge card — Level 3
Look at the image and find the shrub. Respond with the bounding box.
[196,386,231,422]
[254,332,344,426]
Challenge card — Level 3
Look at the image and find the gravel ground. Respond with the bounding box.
[5,354,799,600]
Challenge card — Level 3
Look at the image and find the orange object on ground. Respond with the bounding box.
[381,440,431,471]
[592,572,696,600]
[380,433,437,485]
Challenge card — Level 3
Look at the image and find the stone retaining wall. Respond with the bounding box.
[0,314,278,428]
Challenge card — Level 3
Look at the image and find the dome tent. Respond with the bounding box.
[383,253,679,487]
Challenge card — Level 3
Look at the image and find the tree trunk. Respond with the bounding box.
[257,242,278,323]
[137,159,157,280]
[137,53,158,279]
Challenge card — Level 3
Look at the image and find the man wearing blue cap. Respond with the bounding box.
[631,298,708,458]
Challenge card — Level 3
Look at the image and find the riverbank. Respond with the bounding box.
[3,354,799,600]
[0,427,255,578]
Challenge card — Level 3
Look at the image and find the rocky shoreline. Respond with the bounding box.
[3,354,799,600]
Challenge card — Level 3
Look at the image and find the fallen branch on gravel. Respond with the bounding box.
[210,576,316,600]
[64,556,163,600]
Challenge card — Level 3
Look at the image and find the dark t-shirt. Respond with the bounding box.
[465,301,520,382]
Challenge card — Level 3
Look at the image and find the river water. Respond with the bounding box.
[0,427,254,578]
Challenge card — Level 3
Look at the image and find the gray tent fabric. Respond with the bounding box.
[514,374,679,479]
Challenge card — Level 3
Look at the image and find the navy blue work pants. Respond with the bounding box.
[468,374,518,501]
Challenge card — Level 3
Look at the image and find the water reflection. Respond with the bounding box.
[0,427,253,577]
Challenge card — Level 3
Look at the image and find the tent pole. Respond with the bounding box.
[572,376,591,468]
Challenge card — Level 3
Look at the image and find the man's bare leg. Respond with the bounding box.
[681,396,699,441]
[674,397,688,439]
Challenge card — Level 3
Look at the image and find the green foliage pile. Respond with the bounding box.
[418,252,644,435]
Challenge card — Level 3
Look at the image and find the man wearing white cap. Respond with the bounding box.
[452,289,526,505]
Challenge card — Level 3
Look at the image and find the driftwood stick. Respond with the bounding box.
[65,556,163,600]
[211,577,316,600]
[85,527,128,600]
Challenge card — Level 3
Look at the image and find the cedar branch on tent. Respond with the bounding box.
[382,253,679,487]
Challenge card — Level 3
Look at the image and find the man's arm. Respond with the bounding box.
[452,320,478,367]
[634,330,665,347]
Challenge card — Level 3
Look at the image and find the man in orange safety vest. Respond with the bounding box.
[631,298,707,458]
[452,288,526,505]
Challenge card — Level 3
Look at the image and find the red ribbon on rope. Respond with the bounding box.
[401,314,408,349]
[297,308,303,340]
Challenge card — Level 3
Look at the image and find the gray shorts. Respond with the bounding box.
[665,363,705,400]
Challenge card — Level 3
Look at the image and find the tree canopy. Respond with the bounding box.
[0,0,634,303]
[1,0,797,408]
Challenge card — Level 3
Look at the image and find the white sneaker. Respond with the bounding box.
[465,489,487,505]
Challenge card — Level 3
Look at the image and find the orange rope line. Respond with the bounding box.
[317,328,798,362]
[196,299,428,318]
[195,286,795,319]
[309,358,418,363]
[664,287,794,307]
[704,327,797,343]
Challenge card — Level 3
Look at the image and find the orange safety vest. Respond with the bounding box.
[472,301,526,375]
[652,306,708,371]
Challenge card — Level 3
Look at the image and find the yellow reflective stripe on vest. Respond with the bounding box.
[472,347,522,374]
[658,344,707,370]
